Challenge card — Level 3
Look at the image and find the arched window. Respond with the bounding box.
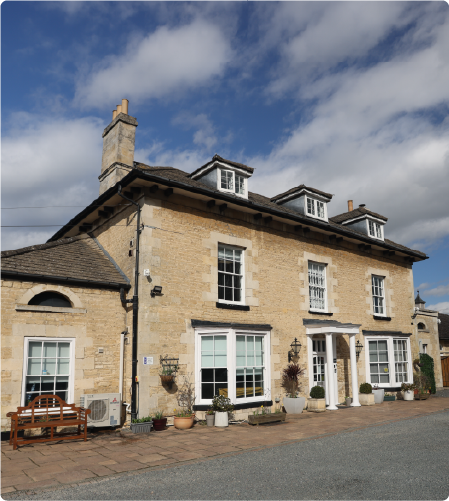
[417,322,426,330]
[28,291,72,308]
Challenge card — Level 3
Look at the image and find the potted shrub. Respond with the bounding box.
[205,408,215,427]
[131,416,153,434]
[308,385,326,412]
[359,383,375,406]
[211,394,234,427]
[248,405,286,425]
[152,410,167,431]
[173,374,195,429]
[401,382,415,401]
[371,384,385,404]
[384,392,396,401]
[282,363,306,414]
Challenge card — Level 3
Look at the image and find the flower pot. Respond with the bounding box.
[359,393,375,406]
[372,389,385,404]
[345,397,352,407]
[307,398,326,413]
[174,415,195,430]
[283,396,306,414]
[160,375,175,384]
[206,414,215,427]
[403,390,414,401]
[214,411,228,427]
[131,422,153,434]
[384,395,396,401]
[248,412,286,425]
[152,417,167,431]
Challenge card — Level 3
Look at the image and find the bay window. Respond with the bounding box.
[196,327,270,406]
[366,336,411,387]
[308,262,327,311]
[22,338,74,405]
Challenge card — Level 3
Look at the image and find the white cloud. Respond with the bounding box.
[172,113,218,150]
[75,20,232,108]
[427,302,449,314]
[1,112,104,250]
[421,284,449,297]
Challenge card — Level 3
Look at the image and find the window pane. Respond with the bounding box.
[378,341,388,351]
[29,342,42,358]
[201,353,214,367]
[202,369,214,382]
[215,354,227,367]
[371,374,379,384]
[215,368,228,382]
[43,359,56,375]
[43,342,57,358]
[57,359,70,375]
[218,286,225,299]
[202,337,213,351]
[218,247,225,258]
[236,175,245,195]
[317,201,325,218]
[58,343,70,358]
[369,341,377,352]
[225,287,233,301]
[25,377,41,393]
[218,258,225,272]
[202,383,214,399]
[254,368,264,396]
[215,336,226,351]
[28,359,41,375]
[234,288,241,302]
[236,369,245,399]
[307,198,315,215]
[41,376,55,392]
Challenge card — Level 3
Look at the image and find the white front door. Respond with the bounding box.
[312,338,339,406]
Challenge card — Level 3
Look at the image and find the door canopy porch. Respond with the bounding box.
[303,319,362,410]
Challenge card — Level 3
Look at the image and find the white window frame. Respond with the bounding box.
[218,168,247,198]
[372,275,386,317]
[364,336,412,388]
[218,244,245,306]
[305,195,328,221]
[308,262,328,312]
[195,327,271,406]
[21,337,75,406]
[367,219,384,241]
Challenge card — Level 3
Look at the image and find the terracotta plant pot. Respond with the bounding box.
[152,418,167,431]
[173,415,195,430]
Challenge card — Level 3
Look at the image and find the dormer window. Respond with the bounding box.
[306,196,327,221]
[220,169,246,196]
[368,220,383,240]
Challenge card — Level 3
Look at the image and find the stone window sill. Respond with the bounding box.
[308,310,333,316]
[373,315,391,321]
[216,302,250,311]
[15,304,86,314]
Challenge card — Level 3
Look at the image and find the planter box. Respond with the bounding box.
[307,398,326,413]
[384,395,396,401]
[248,412,286,425]
[359,393,375,406]
[283,396,306,414]
[372,389,385,404]
[415,393,430,400]
[131,422,153,434]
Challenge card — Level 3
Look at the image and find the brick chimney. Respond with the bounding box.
[99,99,138,195]
[348,200,353,212]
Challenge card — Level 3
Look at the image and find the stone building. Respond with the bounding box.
[1,235,130,432]
[2,100,442,427]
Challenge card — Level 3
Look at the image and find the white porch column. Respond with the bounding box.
[325,333,338,410]
[349,334,361,407]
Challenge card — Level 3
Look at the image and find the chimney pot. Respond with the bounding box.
[116,104,122,115]
[121,99,129,115]
[112,109,117,120]
[359,203,366,208]
[348,200,353,212]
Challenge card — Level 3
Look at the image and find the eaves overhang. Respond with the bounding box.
[48,169,428,261]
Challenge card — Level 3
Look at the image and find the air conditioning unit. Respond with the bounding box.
[80,393,121,427]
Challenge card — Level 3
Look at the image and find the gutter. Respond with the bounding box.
[48,168,428,261]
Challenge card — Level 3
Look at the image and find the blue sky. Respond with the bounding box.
[2,1,449,312]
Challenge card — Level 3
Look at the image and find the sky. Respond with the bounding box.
[1,1,449,313]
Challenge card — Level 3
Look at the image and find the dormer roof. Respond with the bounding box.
[271,185,333,203]
[189,154,254,179]
[330,206,388,225]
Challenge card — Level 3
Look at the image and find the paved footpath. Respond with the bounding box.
[2,397,449,497]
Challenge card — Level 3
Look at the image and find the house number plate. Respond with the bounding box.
[143,356,154,365]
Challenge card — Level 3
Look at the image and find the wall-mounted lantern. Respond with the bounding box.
[356,340,363,360]
[288,337,302,362]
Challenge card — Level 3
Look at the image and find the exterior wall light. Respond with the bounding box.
[151,286,163,298]
[356,340,363,360]
[289,337,302,362]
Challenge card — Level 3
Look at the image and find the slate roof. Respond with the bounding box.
[271,184,333,202]
[439,313,449,340]
[189,154,254,178]
[415,291,426,304]
[1,235,130,288]
[330,206,388,224]
[49,159,427,260]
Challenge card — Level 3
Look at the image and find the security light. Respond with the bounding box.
[151,286,163,297]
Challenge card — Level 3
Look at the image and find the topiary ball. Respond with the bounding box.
[310,385,325,398]
[359,382,372,394]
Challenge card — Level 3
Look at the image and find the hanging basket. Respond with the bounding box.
[160,375,175,384]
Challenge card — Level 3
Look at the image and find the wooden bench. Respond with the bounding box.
[8,395,91,450]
